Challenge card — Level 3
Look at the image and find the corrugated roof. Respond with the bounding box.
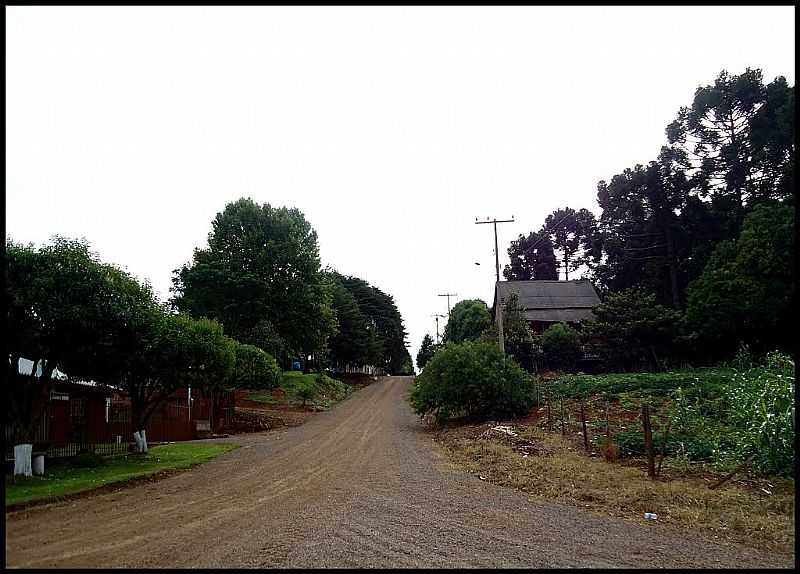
[495,280,601,322]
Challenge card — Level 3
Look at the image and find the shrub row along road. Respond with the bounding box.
[5,377,791,568]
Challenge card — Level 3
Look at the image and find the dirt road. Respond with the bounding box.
[5,377,793,568]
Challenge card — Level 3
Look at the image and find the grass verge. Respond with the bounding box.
[5,442,239,508]
[435,422,794,555]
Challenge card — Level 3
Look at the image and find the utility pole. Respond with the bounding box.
[430,314,446,344]
[475,216,515,352]
[437,293,457,316]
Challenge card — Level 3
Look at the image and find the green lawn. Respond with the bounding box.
[246,371,351,409]
[5,442,239,507]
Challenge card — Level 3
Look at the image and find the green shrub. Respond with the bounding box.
[232,343,281,389]
[409,341,534,424]
[541,323,582,371]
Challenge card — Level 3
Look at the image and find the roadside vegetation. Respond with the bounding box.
[244,371,352,411]
[410,341,534,424]
[413,67,794,554]
[436,423,794,554]
[7,197,411,475]
[5,442,239,507]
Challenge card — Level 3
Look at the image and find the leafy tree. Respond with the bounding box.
[749,77,795,202]
[6,237,157,468]
[540,323,582,372]
[416,334,439,370]
[409,341,534,424]
[582,288,681,371]
[503,231,558,280]
[685,202,793,358]
[442,299,492,344]
[116,312,236,452]
[594,160,690,308]
[240,319,287,368]
[171,198,337,365]
[541,207,598,280]
[665,68,794,234]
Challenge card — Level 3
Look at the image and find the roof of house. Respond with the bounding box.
[495,279,601,323]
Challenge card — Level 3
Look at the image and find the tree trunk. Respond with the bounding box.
[131,401,149,454]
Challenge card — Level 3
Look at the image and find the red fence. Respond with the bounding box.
[5,388,235,462]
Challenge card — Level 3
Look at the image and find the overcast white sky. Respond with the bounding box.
[6,6,795,368]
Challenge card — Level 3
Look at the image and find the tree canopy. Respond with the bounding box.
[171,198,337,365]
[442,299,492,344]
[503,231,558,281]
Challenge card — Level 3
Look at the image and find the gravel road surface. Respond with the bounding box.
[5,377,793,568]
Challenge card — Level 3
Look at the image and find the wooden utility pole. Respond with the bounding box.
[430,314,446,344]
[475,216,515,352]
[642,404,656,479]
[580,399,589,451]
[437,293,458,316]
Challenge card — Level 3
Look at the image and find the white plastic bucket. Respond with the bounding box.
[32,454,45,476]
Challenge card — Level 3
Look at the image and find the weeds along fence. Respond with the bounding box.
[534,382,672,480]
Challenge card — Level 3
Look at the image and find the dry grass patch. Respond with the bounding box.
[435,422,794,555]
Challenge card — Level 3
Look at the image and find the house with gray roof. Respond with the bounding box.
[492,279,601,334]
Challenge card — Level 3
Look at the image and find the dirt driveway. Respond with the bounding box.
[5,377,793,568]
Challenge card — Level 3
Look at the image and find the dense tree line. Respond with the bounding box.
[501,68,794,367]
[327,271,413,374]
[171,198,412,374]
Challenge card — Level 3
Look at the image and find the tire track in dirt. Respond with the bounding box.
[5,377,794,568]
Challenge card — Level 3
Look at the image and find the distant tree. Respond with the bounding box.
[685,202,793,358]
[582,288,681,371]
[327,272,370,367]
[338,274,411,373]
[443,299,492,344]
[541,323,582,372]
[541,207,598,280]
[171,198,337,365]
[503,231,558,280]
[416,334,439,370]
